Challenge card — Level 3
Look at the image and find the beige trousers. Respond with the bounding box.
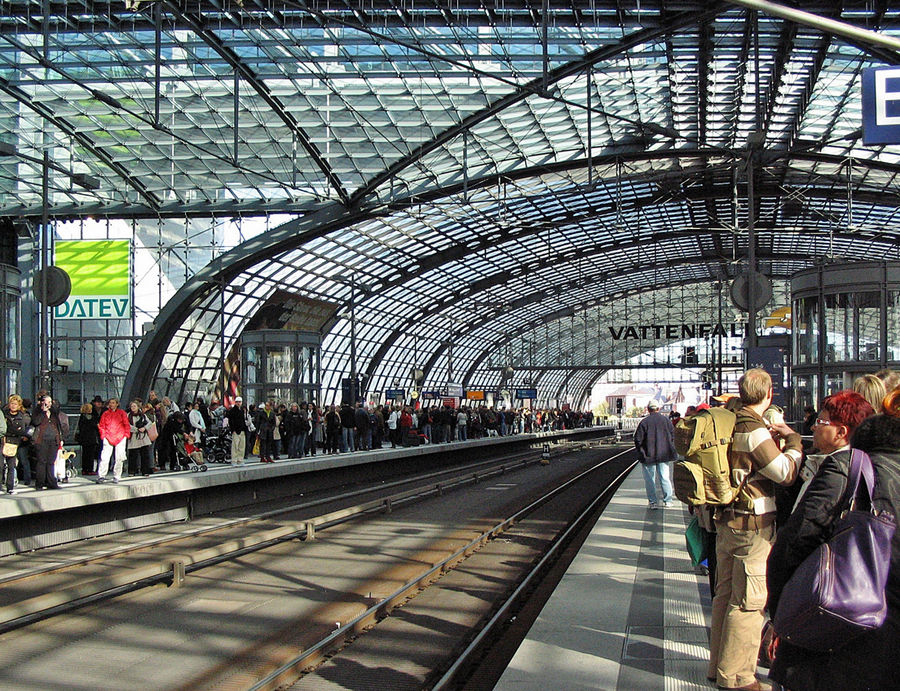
[708,520,774,688]
[231,431,246,464]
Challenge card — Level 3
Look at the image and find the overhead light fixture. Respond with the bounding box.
[72,172,101,190]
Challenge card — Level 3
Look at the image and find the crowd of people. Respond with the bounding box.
[633,368,899,691]
[1,390,596,489]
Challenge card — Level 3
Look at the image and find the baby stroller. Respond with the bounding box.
[174,433,208,472]
[204,428,231,464]
[54,447,78,483]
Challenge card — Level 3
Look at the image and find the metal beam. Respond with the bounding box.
[350,5,726,206]
[121,200,373,402]
[727,0,900,61]
[161,1,351,207]
[0,77,161,209]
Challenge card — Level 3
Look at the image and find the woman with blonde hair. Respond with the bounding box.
[854,373,887,413]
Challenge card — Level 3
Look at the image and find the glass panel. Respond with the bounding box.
[243,346,259,384]
[6,368,18,400]
[887,291,900,362]
[793,374,816,424]
[824,372,844,398]
[266,387,294,404]
[299,346,310,384]
[5,296,18,360]
[823,293,852,363]
[855,291,881,363]
[244,386,263,406]
[794,297,819,365]
[266,346,295,383]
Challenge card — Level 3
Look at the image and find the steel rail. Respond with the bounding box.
[246,447,635,691]
[0,441,596,634]
[432,455,638,689]
[0,444,553,585]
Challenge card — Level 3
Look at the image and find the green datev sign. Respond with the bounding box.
[53,240,131,320]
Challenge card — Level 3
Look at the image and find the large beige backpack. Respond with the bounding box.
[672,407,739,506]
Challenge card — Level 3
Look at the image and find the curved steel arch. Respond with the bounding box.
[421,256,736,389]
[121,200,375,402]
[450,255,801,387]
[122,142,900,405]
[362,213,889,381]
[350,5,727,205]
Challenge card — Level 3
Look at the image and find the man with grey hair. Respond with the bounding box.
[632,400,676,509]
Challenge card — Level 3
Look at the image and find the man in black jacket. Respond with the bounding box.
[354,403,371,451]
[633,400,676,509]
[339,402,356,452]
[224,397,248,466]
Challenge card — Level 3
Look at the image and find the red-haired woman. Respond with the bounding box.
[767,390,897,690]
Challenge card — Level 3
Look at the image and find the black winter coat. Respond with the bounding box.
[633,411,676,464]
[3,408,31,443]
[75,411,101,446]
[354,407,370,432]
[255,408,277,440]
[283,410,304,437]
[339,405,356,429]
[767,415,900,691]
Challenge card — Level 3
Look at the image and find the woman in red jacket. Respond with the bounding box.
[97,398,130,484]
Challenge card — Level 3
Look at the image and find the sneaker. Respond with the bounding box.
[112,478,119,484]
[663,501,674,508]
[649,502,659,510]
[96,477,105,484]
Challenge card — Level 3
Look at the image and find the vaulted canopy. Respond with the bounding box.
[1,2,899,405]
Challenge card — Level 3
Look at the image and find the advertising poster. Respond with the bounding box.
[53,240,131,320]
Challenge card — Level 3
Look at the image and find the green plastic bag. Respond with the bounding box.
[685,514,708,567]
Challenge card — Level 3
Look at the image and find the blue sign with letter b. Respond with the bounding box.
[862,67,900,145]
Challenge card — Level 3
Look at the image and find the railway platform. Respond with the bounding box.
[495,468,719,691]
[0,425,612,557]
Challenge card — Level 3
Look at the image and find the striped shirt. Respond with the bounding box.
[728,407,802,516]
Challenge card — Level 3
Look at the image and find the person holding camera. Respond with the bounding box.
[31,393,69,490]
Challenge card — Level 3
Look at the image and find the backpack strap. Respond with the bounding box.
[701,409,733,449]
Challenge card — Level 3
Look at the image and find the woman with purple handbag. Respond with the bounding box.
[766,390,900,691]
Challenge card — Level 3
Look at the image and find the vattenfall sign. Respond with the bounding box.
[609,323,745,340]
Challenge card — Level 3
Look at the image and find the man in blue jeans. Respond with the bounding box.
[633,400,676,508]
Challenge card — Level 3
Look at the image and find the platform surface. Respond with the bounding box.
[0,426,604,519]
[495,468,715,691]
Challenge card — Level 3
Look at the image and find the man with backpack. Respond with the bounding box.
[633,400,677,509]
[707,369,802,691]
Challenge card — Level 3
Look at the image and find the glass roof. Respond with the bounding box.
[3,1,900,404]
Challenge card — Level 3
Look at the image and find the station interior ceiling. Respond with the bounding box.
[2,1,899,405]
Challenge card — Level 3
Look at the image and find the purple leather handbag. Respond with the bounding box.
[773,449,896,652]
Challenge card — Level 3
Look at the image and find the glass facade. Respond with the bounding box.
[822,291,880,363]
[888,292,900,362]
[793,374,817,419]
[3,6,900,413]
[792,262,900,407]
[0,265,21,402]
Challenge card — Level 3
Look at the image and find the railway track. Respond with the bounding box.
[0,441,594,633]
[249,448,636,691]
[0,441,634,691]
